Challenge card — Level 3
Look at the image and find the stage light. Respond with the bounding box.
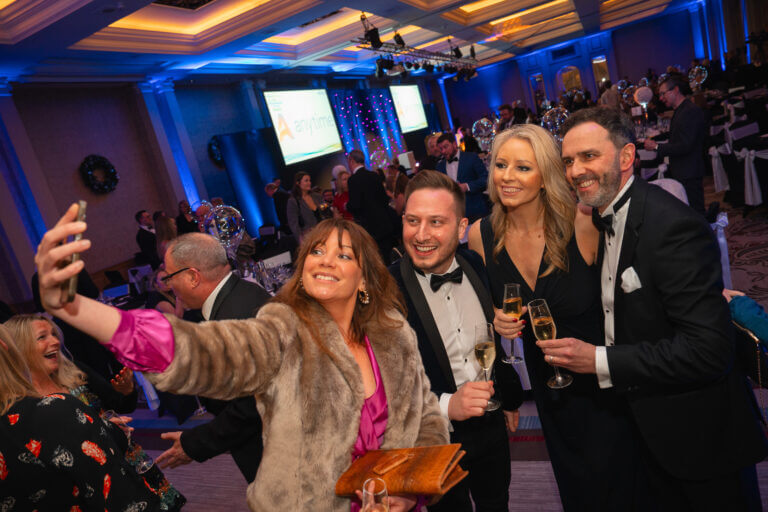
[424,62,435,73]
[393,32,406,47]
[360,13,382,49]
[413,62,421,70]
[375,58,385,78]
[470,45,476,59]
[404,61,412,69]
[453,47,463,59]
[468,68,478,79]
[381,58,394,70]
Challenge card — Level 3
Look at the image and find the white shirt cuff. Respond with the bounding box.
[595,346,614,389]
[439,393,454,432]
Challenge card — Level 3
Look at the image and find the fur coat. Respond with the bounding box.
[147,301,449,511]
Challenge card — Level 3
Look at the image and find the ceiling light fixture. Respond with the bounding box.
[393,31,406,47]
[360,13,382,49]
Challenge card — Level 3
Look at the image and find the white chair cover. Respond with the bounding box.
[729,122,759,142]
[650,178,688,204]
[127,264,153,294]
[710,212,732,289]
[708,144,731,193]
[734,148,767,206]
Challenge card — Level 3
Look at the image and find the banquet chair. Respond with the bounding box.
[650,178,689,204]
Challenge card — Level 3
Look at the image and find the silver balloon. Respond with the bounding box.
[622,85,637,106]
[203,205,245,252]
[634,86,654,106]
[688,65,708,89]
[370,149,388,170]
[540,107,569,142]
[638,77,650,88]
[472,118,496,152]
[616,79,629,93]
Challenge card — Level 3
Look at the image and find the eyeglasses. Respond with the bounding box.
[161,267,190,283]
[658,88,671,97]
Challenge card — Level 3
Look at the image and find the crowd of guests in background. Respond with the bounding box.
[3,43,768,511]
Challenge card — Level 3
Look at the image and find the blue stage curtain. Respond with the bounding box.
[329,89,405,167]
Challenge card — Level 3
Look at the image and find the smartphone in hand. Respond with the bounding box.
[62,200,87,303]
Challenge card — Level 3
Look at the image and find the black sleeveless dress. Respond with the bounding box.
[480,217,642,511]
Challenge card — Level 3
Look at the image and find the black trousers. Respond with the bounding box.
[429,409,510,512]
[640,440,761,512]
[678,176,706,215]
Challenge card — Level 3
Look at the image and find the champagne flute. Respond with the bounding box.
[502,283,524,364]
[474,323,501,412]
[528,299,573,389]
[362,477,389,512]
[193,396,207,416]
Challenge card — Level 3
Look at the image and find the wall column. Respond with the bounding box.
[137,80,206,206]
[689,3,707,60]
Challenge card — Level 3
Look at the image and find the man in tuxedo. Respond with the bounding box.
[390,170,523,512]
[497,104,514,131]
[644,74,707,215]
[265,182,291,235]
[436,133,489,222]
[543,107,766,509]
[154,232,271,483]
[346,149,396,263]
[134,209,161,269]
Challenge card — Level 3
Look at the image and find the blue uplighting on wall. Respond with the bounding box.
[740,0,750,63]
[437,79,454,132]
[716,0,728,69]
[0,117,46,246]
[152,83,201,207]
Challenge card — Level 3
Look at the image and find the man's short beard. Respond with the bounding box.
[574,157,622,209]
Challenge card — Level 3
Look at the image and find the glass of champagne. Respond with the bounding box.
[502,283,524,364]
[474,323,501,412]
[362,477,389,512]
[527,299,573,389]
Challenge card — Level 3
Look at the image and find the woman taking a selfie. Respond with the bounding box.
[35,210,448,511]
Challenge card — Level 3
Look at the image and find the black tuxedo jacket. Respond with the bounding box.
[179,274,271,482]
[656,98,707,180]
[436,152,489,220]
[602,178,767,479]
[389,248,523,412]
[135,228,161,269]
[346,167,395,242]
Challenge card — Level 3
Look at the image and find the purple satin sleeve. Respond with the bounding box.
[105,309,175,372]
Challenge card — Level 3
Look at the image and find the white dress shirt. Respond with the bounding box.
[595,176,634,388]
[351,164,365,175]
[414,258,487,419]
[445,150,461,184]
[139,224,156,234]
[201,272,234,321]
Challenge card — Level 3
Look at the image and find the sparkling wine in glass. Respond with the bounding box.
[502,283,524,364]
[193,395,207,416]
[362,477,389,512]
[474,323,501,412]
[528,299,573,389]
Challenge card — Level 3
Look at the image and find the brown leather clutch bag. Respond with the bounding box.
[335,444,468,498]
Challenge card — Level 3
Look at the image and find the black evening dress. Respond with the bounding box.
[479,217,643,511]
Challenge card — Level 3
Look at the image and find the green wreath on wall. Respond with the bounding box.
[79,154,119,194]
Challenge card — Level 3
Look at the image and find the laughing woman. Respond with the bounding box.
[4,314,186,511]
[35,212,448,512]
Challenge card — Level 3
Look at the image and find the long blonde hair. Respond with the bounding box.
[0,324,39,415]
[487,124,575,277]
[4,314,87,391]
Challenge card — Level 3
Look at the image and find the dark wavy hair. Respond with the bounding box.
[273,218,406,352]
[561,106,636,150]
[291,172,310,199]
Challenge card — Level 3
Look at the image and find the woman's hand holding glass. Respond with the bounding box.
[493,307,526,340]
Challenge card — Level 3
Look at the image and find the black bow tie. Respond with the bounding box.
[430,267,463,292]
[591,185,632,237]
[447,157,458,163]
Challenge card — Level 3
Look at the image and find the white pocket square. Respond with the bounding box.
[620,267,642,294]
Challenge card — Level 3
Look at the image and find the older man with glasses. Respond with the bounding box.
[644,74,708,215]
[154,232,271,484]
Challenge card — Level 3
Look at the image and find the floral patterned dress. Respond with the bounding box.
[0,394,159,511]
[70,384,185,511]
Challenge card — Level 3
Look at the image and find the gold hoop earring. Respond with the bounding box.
[358,289,370,305]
